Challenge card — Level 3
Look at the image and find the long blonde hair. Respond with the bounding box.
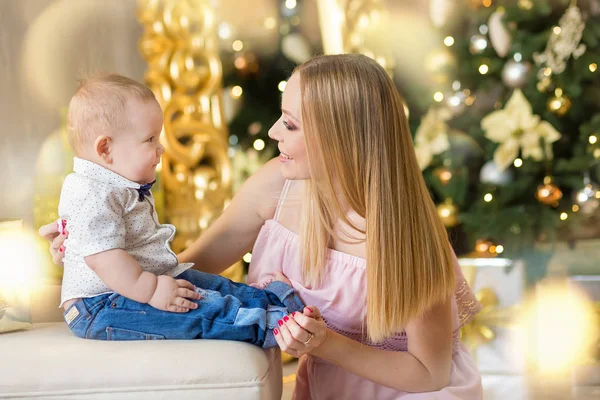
[297,54,455,342]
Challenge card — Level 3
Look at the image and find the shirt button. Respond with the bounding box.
[111,303,117,308]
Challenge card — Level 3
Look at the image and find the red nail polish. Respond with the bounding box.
[283,316,290,322]
[292,312,297,317]
[59,247,63,253]
[62,230,66,235]
[278,320,283,326]
[274,328,279,335]
[305,307,312,314]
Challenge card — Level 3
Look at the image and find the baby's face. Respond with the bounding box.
[110,99,165,184]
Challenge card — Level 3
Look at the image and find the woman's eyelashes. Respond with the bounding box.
[282,120,296,131]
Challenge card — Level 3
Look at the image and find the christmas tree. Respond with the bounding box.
[219,0,600,282]
[414,0,600,282]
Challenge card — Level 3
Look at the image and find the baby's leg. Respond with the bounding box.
[177,269,304,315]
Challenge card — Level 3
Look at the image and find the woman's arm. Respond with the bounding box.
[279,298,453,393]
[178,158,285,275]
[313,298,453,393]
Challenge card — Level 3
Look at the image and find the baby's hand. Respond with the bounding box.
[148,275,201,313]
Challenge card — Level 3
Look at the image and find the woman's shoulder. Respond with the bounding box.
[240,157,287,221]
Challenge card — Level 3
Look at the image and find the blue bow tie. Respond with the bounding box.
[137,180,156,201]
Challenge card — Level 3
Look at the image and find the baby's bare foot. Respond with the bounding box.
[274,271,292,286]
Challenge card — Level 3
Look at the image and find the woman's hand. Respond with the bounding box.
[274,306,328,358]
[38,219,68,267]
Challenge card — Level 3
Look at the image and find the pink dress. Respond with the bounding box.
[248,181,483,399]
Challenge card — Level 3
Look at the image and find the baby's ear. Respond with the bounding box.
[94,135,112,163]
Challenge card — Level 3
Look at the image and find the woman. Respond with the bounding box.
[42,54,482,399]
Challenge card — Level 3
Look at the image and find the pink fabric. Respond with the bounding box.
[248,219,483,399]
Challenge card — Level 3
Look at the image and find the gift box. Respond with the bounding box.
[568,275,600,387]
[459,257,526,374]
[0,220,36,334]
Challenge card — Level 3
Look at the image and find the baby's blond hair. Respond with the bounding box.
[67,73,157,155]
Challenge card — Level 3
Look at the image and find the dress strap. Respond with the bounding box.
[274,180,291,222]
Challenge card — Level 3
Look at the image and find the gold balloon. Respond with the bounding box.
[547,89,571,116]
[437,199,459,227]
[535,176,563,206]
[137,0,242,281]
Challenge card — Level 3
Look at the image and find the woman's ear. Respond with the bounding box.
[94,135,112,163]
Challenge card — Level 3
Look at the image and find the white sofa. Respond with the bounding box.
[0,285,283,399]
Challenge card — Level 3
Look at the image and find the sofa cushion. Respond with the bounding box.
[0,323,282,399]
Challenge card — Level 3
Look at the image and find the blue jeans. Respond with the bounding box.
[63,270,304,348]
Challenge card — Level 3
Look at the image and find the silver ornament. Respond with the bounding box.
[480,160,513,186]
[488,10,511,57]
[573,182,600,214]
[502,60,531,88]
[469,34,488,55]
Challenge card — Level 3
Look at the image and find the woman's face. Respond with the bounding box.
[268,73,310,180]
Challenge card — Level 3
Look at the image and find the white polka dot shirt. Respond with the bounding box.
[58,157,193,306]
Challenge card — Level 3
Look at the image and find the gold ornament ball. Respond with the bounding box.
[547,91,571,116]
[535,176,563,206]
[437,199,459,227]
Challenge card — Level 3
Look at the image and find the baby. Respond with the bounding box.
[58,74,303,347]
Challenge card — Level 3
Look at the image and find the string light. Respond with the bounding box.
[218,23,232,39]
[234,56,247,70]
[433,92,444,102]
[560,212,568,221]
[553,26,562,35]
[590,135,598,145]
[444,36,455,46]
[231,86,243,98]
[278,81,287,92]
[232,40,244,51]
[243,253,252,263]
[264,17,276,29]
[513,52,522,62]
[253,139,266,151]
[229,135,239,145]
[483,0,492,7]
[479,64,489,75]
[572,205,580,212]
[590,63,598,73]
[496,245,504,254]
[479,25,489,35]
[514,158,523,168]
[543,67,552,77]
[285,0,297,9]
[484,193,493,202]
